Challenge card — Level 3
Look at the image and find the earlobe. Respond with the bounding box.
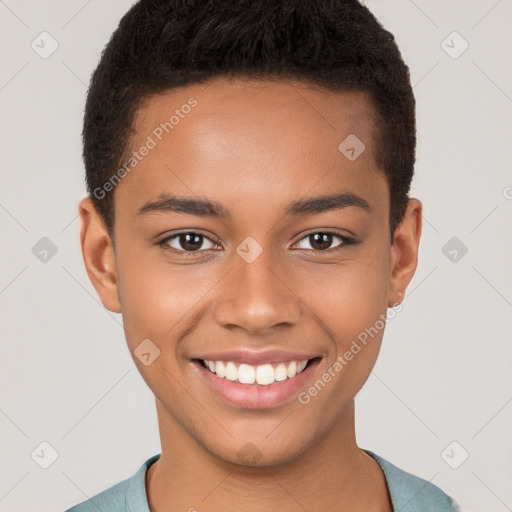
[78,197,121,313]
[387,198,423,308]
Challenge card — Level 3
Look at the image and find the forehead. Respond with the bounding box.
[114,78,386,216]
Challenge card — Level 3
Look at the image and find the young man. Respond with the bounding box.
[67,0,461,510]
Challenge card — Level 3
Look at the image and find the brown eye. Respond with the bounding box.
[295,231,354,251]
[160,232,217,252]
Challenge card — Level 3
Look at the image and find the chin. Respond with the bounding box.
[205,433,312,469]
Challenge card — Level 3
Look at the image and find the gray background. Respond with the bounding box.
[1,1,511,511]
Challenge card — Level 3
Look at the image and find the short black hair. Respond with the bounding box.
[83,0,416,242]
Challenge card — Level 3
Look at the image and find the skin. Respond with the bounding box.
[79,78,422,512]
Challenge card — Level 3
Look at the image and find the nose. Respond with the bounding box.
[213,245,302,335]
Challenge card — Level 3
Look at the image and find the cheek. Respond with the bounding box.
[303,253,390,338]
[115,243,167,346]
[115,246,216,351]
[302,251,390,390]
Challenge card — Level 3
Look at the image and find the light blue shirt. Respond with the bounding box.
[64,449,460,511]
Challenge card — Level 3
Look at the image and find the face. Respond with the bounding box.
[80,78,421,467]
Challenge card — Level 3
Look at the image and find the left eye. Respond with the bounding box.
[294,232,352,251]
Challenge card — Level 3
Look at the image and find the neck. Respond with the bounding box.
[146,399,392,512]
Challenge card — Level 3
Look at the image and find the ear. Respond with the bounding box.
[387,198,422,307]
[78,196,121,313]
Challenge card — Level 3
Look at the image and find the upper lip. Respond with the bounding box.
[193,349,322,365]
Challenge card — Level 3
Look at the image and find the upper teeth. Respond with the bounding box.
[204,359,309,385]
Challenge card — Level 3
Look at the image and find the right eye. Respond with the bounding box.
[158,231,220,255]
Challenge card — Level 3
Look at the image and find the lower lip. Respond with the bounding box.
[193,359,320,410]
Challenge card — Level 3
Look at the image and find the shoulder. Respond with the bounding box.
[63,479,130,512]
[63,454,160,512]
[363,449,461,512]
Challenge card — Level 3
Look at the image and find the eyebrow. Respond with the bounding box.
[135,191,371,218]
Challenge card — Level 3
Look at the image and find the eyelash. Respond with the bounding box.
[157,230,356,257]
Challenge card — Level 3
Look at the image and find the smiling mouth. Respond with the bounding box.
[194,357,321,386]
